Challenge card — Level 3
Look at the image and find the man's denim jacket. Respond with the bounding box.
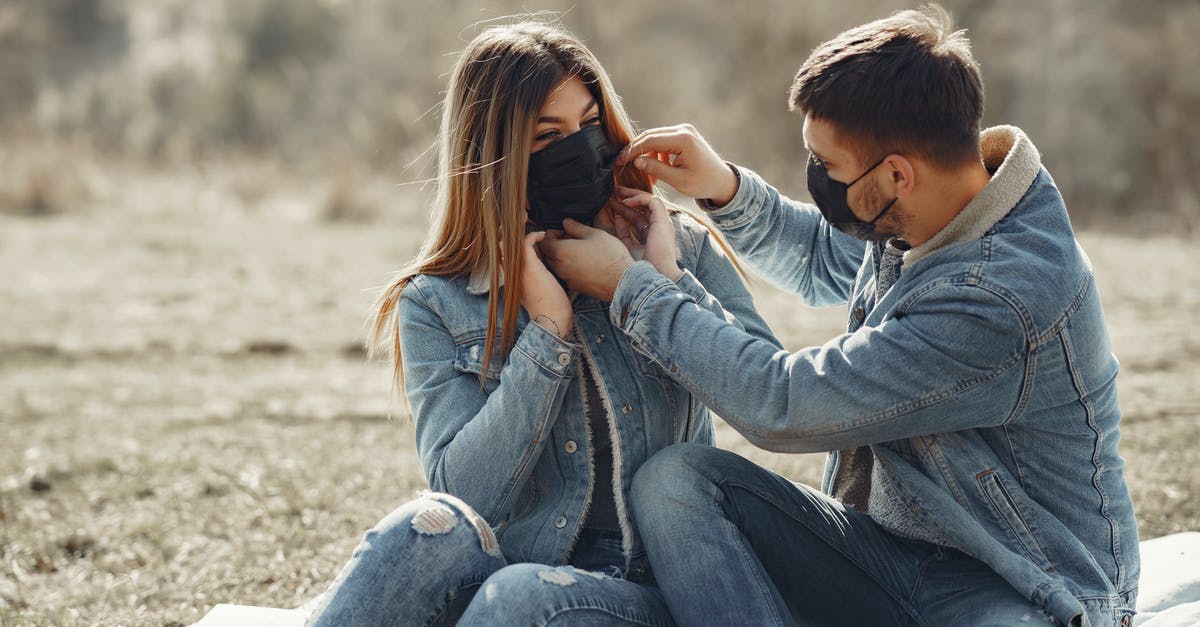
[397,214,779,577]
[610,126,1138,626]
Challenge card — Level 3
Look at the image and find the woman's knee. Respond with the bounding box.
[461,564,607,624]
[360,492,502,561]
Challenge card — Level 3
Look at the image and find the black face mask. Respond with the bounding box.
[526,125,619,230]
[806,153,898,242]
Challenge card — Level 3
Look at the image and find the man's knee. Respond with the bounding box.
[632,443,725,507]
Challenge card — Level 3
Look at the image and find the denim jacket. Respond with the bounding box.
[609,126,1138,626]
[397,213,779,577]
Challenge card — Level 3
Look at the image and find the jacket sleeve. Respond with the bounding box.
[672,216,783,350]
[399,281,579,524]
[611,262,1029,453]
[703,165,867,307]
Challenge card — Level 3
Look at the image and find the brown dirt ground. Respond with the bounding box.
[1,213,1197,625]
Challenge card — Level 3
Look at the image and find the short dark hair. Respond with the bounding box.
[789,4,984,169]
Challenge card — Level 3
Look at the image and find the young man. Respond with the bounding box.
[539,5,1138,626]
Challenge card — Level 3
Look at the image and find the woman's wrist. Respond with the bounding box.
[533,313,573,340]
[662,263,685,282]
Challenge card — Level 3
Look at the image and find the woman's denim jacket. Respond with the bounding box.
[609,127,1138,626]
[397,214,779,578]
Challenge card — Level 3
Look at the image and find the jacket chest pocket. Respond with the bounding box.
[629,351,694,442]
[453,337,505,391]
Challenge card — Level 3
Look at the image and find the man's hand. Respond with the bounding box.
[612,187,682,281]
[539,220,635,303]
[616,124,739,205]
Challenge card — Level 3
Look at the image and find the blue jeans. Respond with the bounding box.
[305,492,674,626]
[631,444,1059,626]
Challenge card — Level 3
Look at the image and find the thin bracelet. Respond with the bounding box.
[696,162,741,211]
[534,314,562,338]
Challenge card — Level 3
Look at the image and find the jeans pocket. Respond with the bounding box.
[976,469,1056,572]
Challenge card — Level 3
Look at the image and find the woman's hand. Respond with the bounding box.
[612,187,682,281]
[520,231,574,339]
[539,190,680,301]
[609,197,646,262]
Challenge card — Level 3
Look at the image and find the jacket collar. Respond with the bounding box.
[905,125,1042,266]
[466,266,501,296]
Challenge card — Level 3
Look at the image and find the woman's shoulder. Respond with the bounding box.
[670,208,716,263]
[397,272,496,339]
[400,272,476,310]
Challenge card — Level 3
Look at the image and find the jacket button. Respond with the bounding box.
[853,307,865,323]
[554,516,567,529]
[557,352,571,366]
[595,333,606,344]
[564,440,577,454]
[622,403,633,415]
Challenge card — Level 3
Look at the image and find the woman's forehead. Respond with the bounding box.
[537,76,595,120]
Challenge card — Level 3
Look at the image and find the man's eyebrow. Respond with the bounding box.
[537,99,598,124]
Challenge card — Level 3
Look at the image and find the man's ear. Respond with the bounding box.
[887,155,916,198]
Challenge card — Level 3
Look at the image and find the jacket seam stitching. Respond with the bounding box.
[1059,329,1125,591]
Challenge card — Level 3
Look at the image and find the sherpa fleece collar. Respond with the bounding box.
[904,125,1042,267]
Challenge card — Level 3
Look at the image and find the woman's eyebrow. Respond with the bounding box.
[579,98,598,118]
[536,99,598,124]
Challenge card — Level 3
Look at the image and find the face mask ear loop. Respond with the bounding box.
[848,154,890,189]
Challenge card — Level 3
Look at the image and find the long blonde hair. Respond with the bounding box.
[372,21,734,393]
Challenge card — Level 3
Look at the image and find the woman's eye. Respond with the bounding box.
[583,115,601,127]
[535,130,559,142]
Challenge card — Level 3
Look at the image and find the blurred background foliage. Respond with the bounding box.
[1,0,1196,230]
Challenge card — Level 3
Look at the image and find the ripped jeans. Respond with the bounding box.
[305,492,674,627]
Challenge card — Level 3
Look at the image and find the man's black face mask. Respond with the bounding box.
[526,125,619,230]
[806,153,897,242]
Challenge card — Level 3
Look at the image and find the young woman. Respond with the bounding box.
[306,21,778,626]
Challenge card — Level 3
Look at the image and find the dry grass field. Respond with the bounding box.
[2,184,1198,625]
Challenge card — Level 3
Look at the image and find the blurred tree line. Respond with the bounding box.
[1,0,1196,227]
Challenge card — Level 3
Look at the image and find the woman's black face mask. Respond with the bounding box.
[526,125,619,230]
[806,153,897,242]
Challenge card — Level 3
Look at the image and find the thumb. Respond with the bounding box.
[632,155,679,185]
[524,230,547,249]
[561,218,596,238]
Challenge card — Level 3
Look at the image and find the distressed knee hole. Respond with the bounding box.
[411,504,457,535]
[537,569,577,586]
[423,492,502,557]
[574,567,607,580]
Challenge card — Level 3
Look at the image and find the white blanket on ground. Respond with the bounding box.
[194,532,1200,626]
[1135,532,1200,626]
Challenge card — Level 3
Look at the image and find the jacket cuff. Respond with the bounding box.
[673,268,708,303]
[514,319,581,378]
[610,260,679,331]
